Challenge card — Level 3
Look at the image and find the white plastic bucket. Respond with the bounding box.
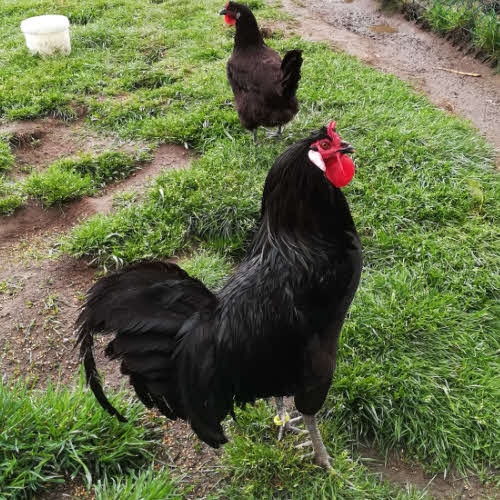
[20,15,71,56]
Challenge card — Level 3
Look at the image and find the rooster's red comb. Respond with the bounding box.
[327,121,337,139]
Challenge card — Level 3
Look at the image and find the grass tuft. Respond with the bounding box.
[0,176,25,215]
[23,151,143,207]
[0,373,161,498]
[24,164,93,206]
[92,466,182,500]
[0,137,15,172]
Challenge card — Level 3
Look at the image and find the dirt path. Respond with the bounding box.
[277,0,500,157]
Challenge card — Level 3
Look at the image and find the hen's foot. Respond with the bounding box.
[265,125,284,139]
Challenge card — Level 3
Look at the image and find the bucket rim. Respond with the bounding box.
[21,15,70,34]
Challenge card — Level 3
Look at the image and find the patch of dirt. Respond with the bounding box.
[38,480,91,500]
[360,448,497,499]
[0,118,150,178]
[277,0,500,154]
[158,417,226,498]
[0,144,191,250]
[0,255,95,385]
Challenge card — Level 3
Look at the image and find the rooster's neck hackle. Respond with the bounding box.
[247,134,357,270]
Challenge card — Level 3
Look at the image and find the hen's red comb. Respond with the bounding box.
[327,121,337,139]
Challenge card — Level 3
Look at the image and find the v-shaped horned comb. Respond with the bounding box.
[327,121,342,148]
[327,121,337,139]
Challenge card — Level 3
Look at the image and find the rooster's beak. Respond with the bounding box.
[219,8,227,14]
[339,141,355,154]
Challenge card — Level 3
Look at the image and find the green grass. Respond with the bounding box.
[22,151,144,207]
[0,374,170,499]
[178,249,234,289]
[1,0,499,497]
[401,0,500,65]
[0,176,25,215]
[1,150,148,213]
[0,137,15,172]
[24,163,94,206]
[220,403,431,499]
[92,467,182,500]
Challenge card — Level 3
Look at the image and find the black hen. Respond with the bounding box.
[219,2,303,141]
[76,122,362,469]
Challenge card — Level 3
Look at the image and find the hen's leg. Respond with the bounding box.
[274,397,303,441]
[302,414,332,470]
[277,124,283,136]
[252,128,258,143]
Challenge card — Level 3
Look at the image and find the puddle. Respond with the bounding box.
[368,24,398,33]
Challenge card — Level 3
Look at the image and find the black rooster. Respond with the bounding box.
[76,122,362,470]
[219,2,303,141]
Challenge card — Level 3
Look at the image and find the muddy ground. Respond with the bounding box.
[1,0,498,497]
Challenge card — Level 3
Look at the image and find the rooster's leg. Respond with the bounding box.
[274,397,304,441]
[253,129,258,143]
[277,124,283,137]
[302,414,332,470]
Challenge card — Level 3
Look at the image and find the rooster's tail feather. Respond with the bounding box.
[79,326,127,422]
[75,261,218,429]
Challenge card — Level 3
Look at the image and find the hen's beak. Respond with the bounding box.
[219,8,227,14]
[339,141,355,154]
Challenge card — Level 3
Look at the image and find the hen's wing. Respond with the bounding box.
[227,47,284,101]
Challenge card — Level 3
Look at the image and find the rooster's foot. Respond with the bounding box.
[275,398,306,440]
[301,414,334,471]
[296,446,333,470]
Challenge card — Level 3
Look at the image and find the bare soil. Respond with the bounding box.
[2,117,150,179]
[360,448,497,499]
[278,0,500,156]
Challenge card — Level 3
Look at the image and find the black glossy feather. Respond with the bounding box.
[76,126,362,449]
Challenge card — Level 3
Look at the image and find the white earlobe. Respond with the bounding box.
[308,150,326,172]
[236,12,241,18]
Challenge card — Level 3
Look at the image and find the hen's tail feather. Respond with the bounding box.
[281,49,303,98]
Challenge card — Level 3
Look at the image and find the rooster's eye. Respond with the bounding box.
[319,140,330,149]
